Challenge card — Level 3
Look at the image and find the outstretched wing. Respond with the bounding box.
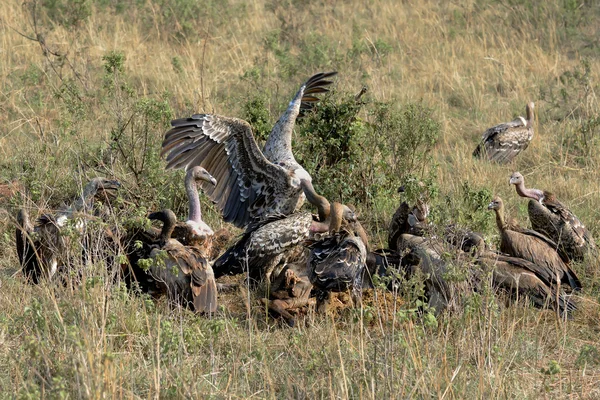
[161,114,293,228]
[264,71,338,165]
[473,118,532,164]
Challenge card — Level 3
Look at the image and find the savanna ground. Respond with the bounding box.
[1,0,600,398]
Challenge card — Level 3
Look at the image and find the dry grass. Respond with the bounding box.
[1,0,600,397]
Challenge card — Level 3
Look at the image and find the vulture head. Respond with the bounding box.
[487,196,504,211]
[86,178,121,200]
[509,172,524,186]
[189,166,217,186]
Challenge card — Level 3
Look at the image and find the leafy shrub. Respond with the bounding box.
[295,91,441,209]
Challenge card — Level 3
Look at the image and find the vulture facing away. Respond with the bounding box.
[15,177,121,283]
[161,72,337,229]
[487,196,581,292]
[306,202,368,313]
[509,172,596,261]
[143,210,218,313]
[211,178,331,282]
[473,102,535,164]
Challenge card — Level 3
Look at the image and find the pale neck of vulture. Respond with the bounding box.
[513,180,544,202]
[328,202,344,233]
[185,167,217,224]
[300,178,330,221]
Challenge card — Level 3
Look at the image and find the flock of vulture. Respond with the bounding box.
[13,72,598,326]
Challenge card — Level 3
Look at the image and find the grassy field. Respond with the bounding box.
[1,0,600,397]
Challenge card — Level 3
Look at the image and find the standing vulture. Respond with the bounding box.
[161,72,337,228]
[144,209,217,313]
[306,202,368,313]
[211,177,331,283]
[473,102,535,164]
[487,196,581,291]
[509,172,596,261]
[15,178,121,283]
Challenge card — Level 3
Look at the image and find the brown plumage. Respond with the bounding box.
[475,250,576,317]
[473,102,534,163]
[487,196,581,291]
[144,210,217,313]
[161,72,336,229]
[388,186,429,251]
[509,172,596,261]
[15,178,121,283]
[211,177,331,283]
[261,262,315,327]
[306,202,367,313]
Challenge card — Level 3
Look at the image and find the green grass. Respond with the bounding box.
[1,0,600,397]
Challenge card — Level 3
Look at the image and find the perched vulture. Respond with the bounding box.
[473,102,535,164]
[15,177,121,283]
[487,196,581,291]
[509,172,596,261]
[306,202,368,313]
[161,72,337,229]
[142,210,217,313]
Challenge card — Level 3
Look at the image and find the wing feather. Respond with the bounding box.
[162,114,293,228]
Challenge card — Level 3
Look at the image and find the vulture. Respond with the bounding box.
[306,202,368,313]
[396,233,473,314]
[161,72,337,229]
[388,186,430,251]
[15,177,121,283]
[142,209,217,313]
[487,196,581,291]
[473,102,535,164]
[509,172,596,261]
[475,250,576,317]
[211,178,331,283]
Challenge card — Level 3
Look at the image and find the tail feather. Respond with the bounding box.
[192,277,218,313]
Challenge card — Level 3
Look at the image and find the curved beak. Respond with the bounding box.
[487,202,495,210]
[102,179,121,191]
[509,177,516,185]
[202,172,217,186]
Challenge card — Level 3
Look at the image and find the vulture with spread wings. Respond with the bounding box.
[161,72,337,228]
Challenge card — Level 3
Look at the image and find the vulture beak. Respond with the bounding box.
[487,202,495,210]
[509,177,516,185]
[200,171,217,186]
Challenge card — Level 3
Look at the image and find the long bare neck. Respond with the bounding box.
[526,104,534,125]
[329,203,343,233]
[494,207,506,232]
[514,181,544,201]
[185,173,202,223]
[263,88,303,163]
[300,178,330,221]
